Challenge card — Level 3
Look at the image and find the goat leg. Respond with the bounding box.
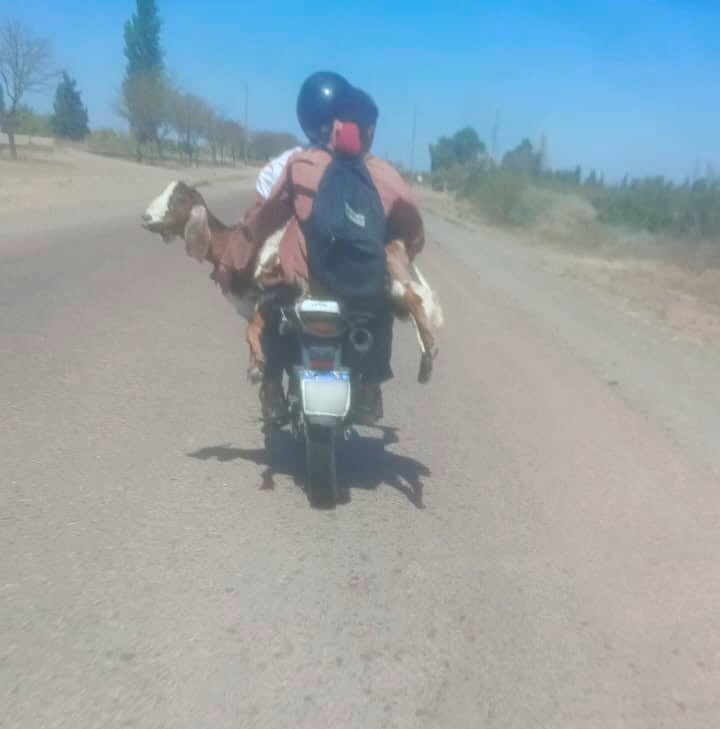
[245,308,267,384]
[402,286,438,384]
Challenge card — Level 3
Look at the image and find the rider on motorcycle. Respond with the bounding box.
[219,73,425,425]
[252,71,348,207]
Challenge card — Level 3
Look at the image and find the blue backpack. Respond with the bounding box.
[302,152,387,300]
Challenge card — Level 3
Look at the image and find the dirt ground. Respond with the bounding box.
[3,163,720,728]
[0,146,255,246]
[0,153,720,729]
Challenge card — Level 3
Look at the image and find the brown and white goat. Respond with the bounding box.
[141,181,443,383]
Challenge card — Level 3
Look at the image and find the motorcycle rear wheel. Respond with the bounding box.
[305,424,338,507]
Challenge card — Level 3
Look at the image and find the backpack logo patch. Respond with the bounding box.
[345,202,366,228]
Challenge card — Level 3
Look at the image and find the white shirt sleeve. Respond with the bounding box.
[255,146,303,200]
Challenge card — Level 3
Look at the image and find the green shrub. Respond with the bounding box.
[593,179,720,239]
[461,169,531,225]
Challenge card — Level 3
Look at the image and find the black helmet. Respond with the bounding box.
[336,87,379,135]
[297,71,351,144]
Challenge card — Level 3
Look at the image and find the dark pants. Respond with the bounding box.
[356,304,394,383]
[262,317,298,380]
[262,303,393,384]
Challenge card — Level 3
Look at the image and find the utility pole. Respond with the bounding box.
[693,157,701,182]
[539,132,548,173]
[410,105,418,176]
[491,109,500,163]
[243,81,249,166]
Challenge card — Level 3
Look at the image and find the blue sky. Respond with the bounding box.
[13,0,720,180]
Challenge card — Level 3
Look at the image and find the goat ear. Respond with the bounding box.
[184,205,211,262]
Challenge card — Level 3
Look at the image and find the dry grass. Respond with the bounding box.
[526,191,720,333]
[559,255,720,342]
[416,183,720,341]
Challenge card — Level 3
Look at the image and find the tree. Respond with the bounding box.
[251,130,300,161]
[429,127,486,172]
[502,139,542,176]
[12,104,53,135]
[124,0,163,76]
[452,127,485,165]
[213,117,235,164]
[52,72,89,140]
[118,73,168,160]
[537,133,548,173]
[223,120,246,165]
[197,103,222,164]
[167,89,208,164]
[0,19,54,158]
[122,0,164,160]
[429,135,456,172]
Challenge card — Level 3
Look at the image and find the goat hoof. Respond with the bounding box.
[418,353,433,384]
[248,367,263,385]
[417,348,438,384]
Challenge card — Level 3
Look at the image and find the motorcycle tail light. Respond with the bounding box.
[310,359,334,370]
[302,318,344,337]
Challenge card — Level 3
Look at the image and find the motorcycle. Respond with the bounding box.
[263,297,378,507]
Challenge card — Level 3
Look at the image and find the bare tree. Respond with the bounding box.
[251,130,300,162]
[203,108,243,166]
[197,102,220,165]
[215,117,241,166]
[213,116,230,164]
[167,90,208,165]
[116,73,169,161]
[0,19,54,158]
[223,120,246,166]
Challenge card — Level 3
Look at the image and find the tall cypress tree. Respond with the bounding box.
[122,0,164,157]
[123,0,163,77]
[52,72,89,139]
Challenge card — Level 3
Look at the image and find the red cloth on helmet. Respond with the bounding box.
[334,122,362,157]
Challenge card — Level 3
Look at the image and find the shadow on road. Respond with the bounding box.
[187,426,428,508]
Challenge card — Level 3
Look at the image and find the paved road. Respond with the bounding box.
[1,181,719,728]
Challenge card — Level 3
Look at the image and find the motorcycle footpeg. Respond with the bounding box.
[264,410,289,427]
[261,419,284,434]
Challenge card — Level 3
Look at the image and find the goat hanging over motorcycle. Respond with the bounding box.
[141,180,443,385]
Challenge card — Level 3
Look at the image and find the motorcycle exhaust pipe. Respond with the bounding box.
[349,327,373,353]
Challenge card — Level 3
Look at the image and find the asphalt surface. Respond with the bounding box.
[2,181,719,728]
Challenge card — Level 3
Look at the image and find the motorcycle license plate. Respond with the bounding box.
[300,370,351,418]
